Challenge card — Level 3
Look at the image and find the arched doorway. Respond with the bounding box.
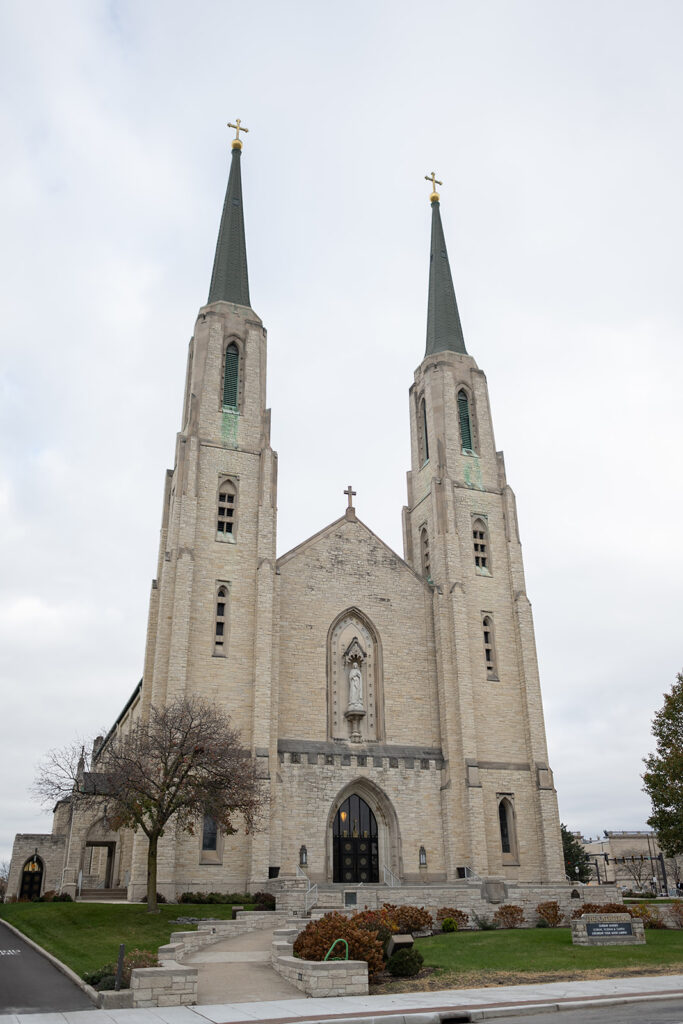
[19,855,43,900]
[332,794,379,883]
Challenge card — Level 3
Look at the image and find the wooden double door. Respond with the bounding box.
[332,794,379,883]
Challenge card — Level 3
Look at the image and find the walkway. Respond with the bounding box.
[2,973,683,1023]
[185,925,301,1004]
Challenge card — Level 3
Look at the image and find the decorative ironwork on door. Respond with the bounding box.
[332,794,379,883]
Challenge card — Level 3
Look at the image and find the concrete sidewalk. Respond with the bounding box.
[1,973,683,1023]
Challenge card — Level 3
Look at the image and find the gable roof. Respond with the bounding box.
[276,513,431,591]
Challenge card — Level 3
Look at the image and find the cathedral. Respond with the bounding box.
[7,128,568,907]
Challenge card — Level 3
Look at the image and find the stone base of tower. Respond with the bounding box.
[268,878,621,923]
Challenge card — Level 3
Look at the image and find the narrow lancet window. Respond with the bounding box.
[417,397,429,465]
[214,584,228,655]
[482,614,498,679]
[422,399,430,462]
[420,527,431,580]
[223,343,239,409]
[473,518,490,574]
[202,815,218,851]
[498,800,511,854]
[458,389,473,452]
[217,479,237,539]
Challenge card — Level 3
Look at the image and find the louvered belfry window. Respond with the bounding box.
[458,390,473,451]
[223,343,239,409]
[473,519,488,571]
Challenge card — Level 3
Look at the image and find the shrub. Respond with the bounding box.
[138,892,167,904]
[668,902,683,928]
[252,891,276,911]
[628,902,665,929]
[381,903,433,934]
[95,974,118,991]
[40,890,58,902]
[472,911,498,930]
[536,901,564,927]
[179,890,250,904]
[293,911,384,978]
[570,902,626,919]
[386,947,424,977]
[493,904,525,929]
[353,907,398,952]
[122,949,160,985]
[535,917,549,928]
[83,964,116,987]
[436,907,470,929]
[53,892,73,902]
[441,917,457,932]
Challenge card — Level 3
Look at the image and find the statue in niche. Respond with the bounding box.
[348,661,363,710]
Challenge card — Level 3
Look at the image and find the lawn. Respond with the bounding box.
[0,902,250,977]
[368,927,683,993]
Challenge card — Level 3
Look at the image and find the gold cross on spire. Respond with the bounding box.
[425,171,443,202]
[228,118,249,150]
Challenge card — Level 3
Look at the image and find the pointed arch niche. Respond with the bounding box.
[326,777,402,883]
[328,608,384,743]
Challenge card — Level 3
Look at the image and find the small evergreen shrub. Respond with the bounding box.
[492,904,525,929]
[95,974,118,992]
[386,947,424,977]
[252,891,276,910]
[138,892,167,904]
[436,907,470,929]
[472,911,499,930]
[535,917,549,928]
[536,901,564,927]
[53,892,73,902]
[441,917,457,932]
[293,911,384,978]
[179,890,251,904]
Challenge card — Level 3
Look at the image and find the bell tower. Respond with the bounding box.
[131,123,278,897]
[402,175,565,883]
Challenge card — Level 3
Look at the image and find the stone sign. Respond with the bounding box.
[571,912,645,946]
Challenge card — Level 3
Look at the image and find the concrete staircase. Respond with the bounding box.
[78,887,128,902]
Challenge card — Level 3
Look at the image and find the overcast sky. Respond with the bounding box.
[1,0,682,867]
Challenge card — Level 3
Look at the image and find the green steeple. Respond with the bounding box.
[208,142,250,307]
[425,196,467,357]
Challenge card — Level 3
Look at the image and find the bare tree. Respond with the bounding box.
[0,860,9,899]
[34,698,264,912]
[618,850,648,890]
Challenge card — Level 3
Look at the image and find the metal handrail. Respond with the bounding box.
[461,866,482,882]
[324,938,349,961]
[383,865,401,887]
[296,864,310,887]
[305,883,318,913]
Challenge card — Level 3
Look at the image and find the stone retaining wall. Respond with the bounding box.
[157,910,290,963]
[271,926,368,996]
[130,964,198,1007]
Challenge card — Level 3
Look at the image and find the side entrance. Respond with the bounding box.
[332,794,379,883]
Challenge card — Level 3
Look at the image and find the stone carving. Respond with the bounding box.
[348,662,364,710]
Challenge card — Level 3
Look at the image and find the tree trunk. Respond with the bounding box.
[147,833,159,913]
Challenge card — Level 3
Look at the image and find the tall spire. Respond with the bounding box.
[424,173,467,357]
[208,122,251,307]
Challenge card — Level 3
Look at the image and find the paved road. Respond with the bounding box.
[502,997,683,1023]
[0,921,94,1013]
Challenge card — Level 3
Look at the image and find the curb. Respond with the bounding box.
[0,917,100,1007]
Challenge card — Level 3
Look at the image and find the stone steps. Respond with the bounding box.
[78,887,128,901]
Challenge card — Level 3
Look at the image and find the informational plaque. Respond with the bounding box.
[586,920,633,938]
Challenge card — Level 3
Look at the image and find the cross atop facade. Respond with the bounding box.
[228,118,249,148]
[344,484,356,510]
[425,171,443,200]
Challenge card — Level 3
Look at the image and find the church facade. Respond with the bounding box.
[7,134,567,905]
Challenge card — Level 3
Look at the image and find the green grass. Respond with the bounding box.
[416,927,683,974]
[0,902,253,977]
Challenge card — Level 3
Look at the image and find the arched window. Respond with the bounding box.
[420,526,431,580]
[482,614,498,679]
[457,389,473,452]
[498,797,518,862]
[214,583,229,655]
[472,518,490,574]
[202,815,218,851]
[217,479,237,540]
[417,396,429,465]
[223,343,239,410]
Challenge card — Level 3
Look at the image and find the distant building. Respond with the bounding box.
[582,831,682,892]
